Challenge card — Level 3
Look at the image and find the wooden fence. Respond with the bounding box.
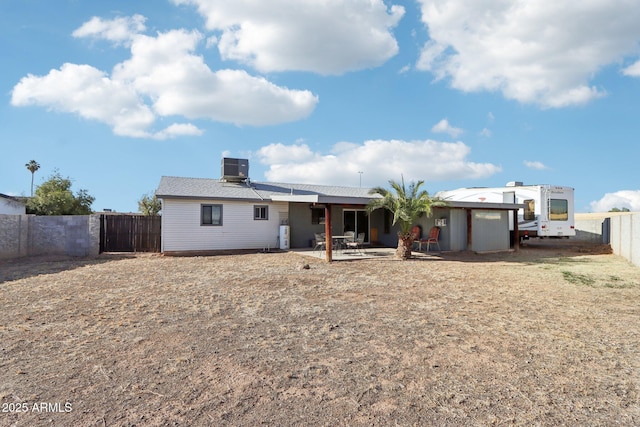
[99,215,161,253]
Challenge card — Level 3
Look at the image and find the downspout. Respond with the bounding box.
[325,204,333,262]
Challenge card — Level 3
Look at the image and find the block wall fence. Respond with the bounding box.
[574,212,640,267]
[1,212,639,267]
[0,214,100,259]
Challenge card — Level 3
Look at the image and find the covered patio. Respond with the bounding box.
[292,247,442,261]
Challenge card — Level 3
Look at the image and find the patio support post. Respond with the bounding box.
[325,204,333,262]
[513,208,520,251]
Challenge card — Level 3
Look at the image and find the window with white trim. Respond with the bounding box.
[254,205,268,220]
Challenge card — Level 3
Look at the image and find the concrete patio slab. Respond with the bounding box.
[292,247,440,261]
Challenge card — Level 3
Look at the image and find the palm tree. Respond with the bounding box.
[367,177,447,260]
[138,193,162,216]
[25,160,40,197]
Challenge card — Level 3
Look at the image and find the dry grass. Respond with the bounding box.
[0,241,639,426]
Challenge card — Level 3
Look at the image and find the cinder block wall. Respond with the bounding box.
[576,212,639,268]
[0,214,29,259]
[0,214,100,259]
[574,214,608,243]
[610,213,640,268]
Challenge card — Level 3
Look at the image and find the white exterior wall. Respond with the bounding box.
[161,198,289,252]
[471,210,510,252]
[610,213,640,267]
[448,209,468,251]
[0,198,26,215]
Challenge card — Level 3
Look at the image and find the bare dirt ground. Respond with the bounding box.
[1,240,639,426]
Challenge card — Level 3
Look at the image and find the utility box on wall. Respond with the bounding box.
[279,225,290,250]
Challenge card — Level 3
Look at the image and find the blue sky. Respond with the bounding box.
[2,0,640,213]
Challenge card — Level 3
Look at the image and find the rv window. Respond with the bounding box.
[201,204,222,226]
[523,199,535,221]
[550,199,568,221]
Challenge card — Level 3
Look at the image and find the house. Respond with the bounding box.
[0,193,26,215]
[155,175,387,255]
[155,159,525,259]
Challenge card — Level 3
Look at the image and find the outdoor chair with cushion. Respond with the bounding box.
[337,231,354,252]
[346,232,365,254]
[314,233,327,252]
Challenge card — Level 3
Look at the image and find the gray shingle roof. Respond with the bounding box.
[156,176,378,204]
[0,193,24,203]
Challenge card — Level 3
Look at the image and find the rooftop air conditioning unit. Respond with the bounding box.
[221,158,249,182]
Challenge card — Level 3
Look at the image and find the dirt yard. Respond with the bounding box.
[1,240,639,426]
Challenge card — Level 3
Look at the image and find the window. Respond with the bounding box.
[523,199,535,221]
[254,205,268,220]
[201,204,222,226]
[311,207,325,225]
[549,199,569,221]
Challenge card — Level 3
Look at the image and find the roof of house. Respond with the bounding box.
[156,176,524,210]
[0,193,25,204]
[156,176,379,205]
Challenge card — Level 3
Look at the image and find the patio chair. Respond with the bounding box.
[337,231,355,252]
[346,232,365,254]
[415,226,440,252]
[314,233,326,252]
[410,225,422,251]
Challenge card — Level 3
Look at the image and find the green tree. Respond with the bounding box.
[609,207,630,212]
[367,177,447,260]
[26,170,95,215]
[25,160,40,197]
[138,193,162,216]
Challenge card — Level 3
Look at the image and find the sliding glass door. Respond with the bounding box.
[343,209,369,243]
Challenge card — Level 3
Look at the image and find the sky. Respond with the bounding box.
[2,0,640,213]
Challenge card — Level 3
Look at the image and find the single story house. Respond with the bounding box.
[0,193,26,215]
[156,170,524,260]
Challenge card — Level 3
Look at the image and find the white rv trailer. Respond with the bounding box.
[437,182,575,239]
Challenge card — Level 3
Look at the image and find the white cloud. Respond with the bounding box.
[152,123,204,140]
[256,143,316,165]
[431,118,464,138]
[622,60,640,77]
[479,128,492,138]
[72,14,146,45]
[11,63,157,138]
[11,21,319,138]
[524,160,548,170]
[590,190,640,212]
[255,138,501,186]
[113,29,318,126]
[172,0,405,75]
[416,0,640,107]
